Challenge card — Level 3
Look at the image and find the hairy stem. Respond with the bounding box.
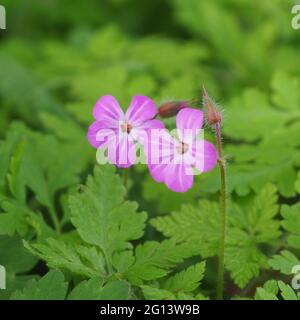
[215,123,227,300]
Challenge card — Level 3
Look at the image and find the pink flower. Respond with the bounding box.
[146,108,218,192]
[87,95,164,168]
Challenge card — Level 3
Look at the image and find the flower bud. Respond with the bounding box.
[202,86,222,126]
[158,101,189,118]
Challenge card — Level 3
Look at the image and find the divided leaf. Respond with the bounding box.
[163,262,206,293]
[255,280,300,301]
[24,238,107,278]
[68,279,130,300]
[281,203,300,249]
[151,200,220,258]
[152,184,281,288]
[269,251,300,275]
[69,166,147,261]
[10,270,68,300]
[124,240,196,285]
[226,184,281,288]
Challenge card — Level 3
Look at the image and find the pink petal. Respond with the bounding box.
[125,95,157,126]
[138,119,165,130]
[164,163,194,192]
[193,140,218,172]
[93,95,124,127]
[87,121,116,149]
[144,129,175,167]
[107,134,136,168]
[176,108,204,141]
[148,163,168,183]
[132,119,165,145]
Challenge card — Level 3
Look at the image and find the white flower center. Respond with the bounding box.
[121,122,133,134]
[176,142,189,155]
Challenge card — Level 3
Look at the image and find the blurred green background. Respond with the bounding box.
[0,0,300,299]
[1,0,299,203]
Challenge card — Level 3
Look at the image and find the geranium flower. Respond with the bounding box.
[147,108,218,192]
[87,95,164,168]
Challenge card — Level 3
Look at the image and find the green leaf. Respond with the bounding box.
[0,198,54,237]
[271,71,300,111]
[281,204,300,249]
[278,281,298,300]
[225,233,267,289]
[255,280,279,300]
[151,200,220,258]
[163,262,206,293]
[0,122,85,237]
[10,270,68,300]
[269,251,300,275]
[68,279,130,300]
[226,184,280,288]
[124,240,195,285]
[0,236,37,274]
[255,280,300,300]
[152,184,280,288]
[142,286,176,300]
[0,235,37,299]
[70,166,147,261]
[255,288,278,300]
[24,238,106,278]
[224,89,287,142]
[142,285,207,300]
[230,184,280,243]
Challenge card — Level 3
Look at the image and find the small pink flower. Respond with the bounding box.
[146,108,218,192]
[87,95,164,168]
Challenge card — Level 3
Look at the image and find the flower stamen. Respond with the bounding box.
[121,122,133,134]
[176,141,189,155]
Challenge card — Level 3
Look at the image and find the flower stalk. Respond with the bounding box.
[123,168,129,189]
[203,86,227,300]
[215,123,227,300]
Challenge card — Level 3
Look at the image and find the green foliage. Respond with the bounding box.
[0,0,299,301]
[269,251,300,275]
[141,261,207,300]
[11,270,68,300]
[0,122,85,237]
[255,281,300,301]
[70,166,147,259]
[151,200,220,257]
[10,270,130,300]
[68,278,130,300]
[21,168,203,298]
[24,238,107,278]
[124,240,196,285]
[142,285,207,300]
[152,184,281,288]
[0,236,37,299]
[281,204,300,249]
[163,262,206,293]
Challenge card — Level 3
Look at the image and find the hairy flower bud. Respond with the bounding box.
[158,101,189,118]
[202,86,222,126]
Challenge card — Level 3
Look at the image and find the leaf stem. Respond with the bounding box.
[103,249,114,275]
[49,205,61,234]
[215,123,227,300]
